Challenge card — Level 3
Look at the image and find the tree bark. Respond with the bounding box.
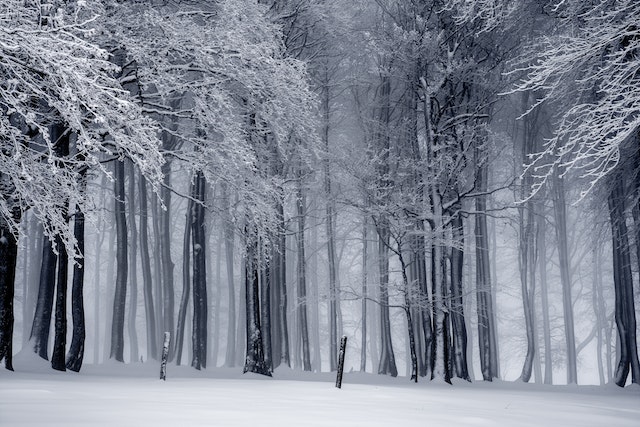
[110,159,128,362]
[66,205,86,372]
[191,171,207,370]
[243,229,271,376]
[139,175,157,360]
[30,234,56,360]
[127,161,139,363]
[551,171,577,384]
[537,200,553,384]
[222,183,237,367]
[175,197,192,365]
[450,213,470,381]
[608,176,640,386]
[295,176,311,372]
[0,220,19,370]
[51,233,67,371]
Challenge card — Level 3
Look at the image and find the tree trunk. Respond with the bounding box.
[127,161,139,363]
[160,170,175,359]
[110,159,128,362]
[295,176,311,372]
[551,171,577,384]
[0,220,19,370]
[450,213,470,381]
[151,191,164,355]
[537,200,553,384]
[51,233,68,371]
[360,215,368,372]
[260,245,273,372]
[66,205,86,372]
[139,175,157,360]
[376,221,397,377]
[191,171,207,370]
[608,176,640,386]
[322,79,340,373]
[175,197,192,365]
[30,234,56,360]
[222,184,236,367]
[474,142,498,381]
[243,230,270,376]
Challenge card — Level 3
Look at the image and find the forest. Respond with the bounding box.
[0,0,639,392]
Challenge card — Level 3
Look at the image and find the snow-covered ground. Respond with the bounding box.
[1,355,639,427]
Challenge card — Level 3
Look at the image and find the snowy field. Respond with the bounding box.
[1,358,639,427]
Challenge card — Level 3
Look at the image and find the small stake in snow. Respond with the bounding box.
[160,332,171,381]
[336,335,347,389]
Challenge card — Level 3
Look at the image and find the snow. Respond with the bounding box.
[1,358,639,426]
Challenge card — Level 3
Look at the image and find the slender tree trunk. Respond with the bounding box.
[66,204,86,372]
[551,172,577,384]
[175,197,193,365]
[151,191,164,353]
[474,142,497,381]
[360,215,368,372]
[191,171,207,370]
[398,248,418,382]
[277,202,290,367]
[321,79,340,372]
[243,229,270,376]
[210,216,221,368]
[51,233,68,371]
[537,201,553,384]
[110,159,128,362]
[30,234,56,360]
[220,184,236,367]
[93,212,105,364]
[260,244,273,372]
[160,169,175,359]
[127,161,139,363]
[450,213,470,381]
[139,175,157,360]
[22,214,41,348]
[296,175,311,372]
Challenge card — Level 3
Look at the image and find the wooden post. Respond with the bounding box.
[160,331,171,381]
[335,335,347,388]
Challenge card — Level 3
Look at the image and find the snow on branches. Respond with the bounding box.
[510,0,640,198]
[0,1,163,247]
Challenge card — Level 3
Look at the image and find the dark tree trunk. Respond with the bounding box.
[139,175,157,360]
[243,230,271,376]
[608,176,640,386]
[0,221,19,370]
[191,171,207,370]
[66,205,86,372]
[51,233,68,371]
[450,213,469,381]
[30,234,56,359]
[110,159,128,362]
